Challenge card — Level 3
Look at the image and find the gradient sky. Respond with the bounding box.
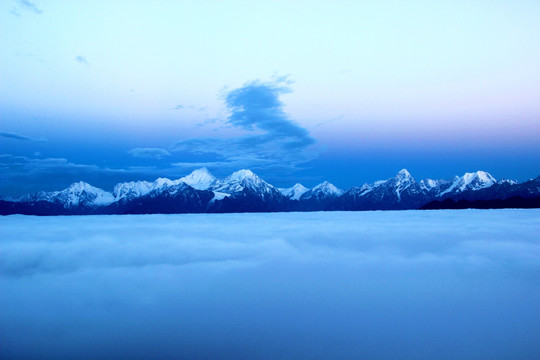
[1,0,540,195]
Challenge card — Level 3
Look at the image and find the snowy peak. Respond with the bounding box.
[211,169,274,194]
[396,169,412,179]
[152,177,183,189]
[439,171,496,196]
[391,169,415,184]
[301,181,343,200]
[313,181,343,196]
[56,181,114,207]
[113,180,154,201]
[279,183,309,200]
[228,169,257,182]
[179,168,216,190]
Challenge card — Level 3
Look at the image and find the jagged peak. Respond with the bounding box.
[308,181,343,196]
[279,183,309,200]
[62,181,110,195]
[462,170,496,183]
[396,169,413,179]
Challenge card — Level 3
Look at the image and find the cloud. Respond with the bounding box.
[0,131,47,142]
[18,0,42,14]
[1,211,539,359]
[128,148,171,160]
[0,154,157,196]
[75,55,89,65]
[171,78,317,173]
[10,7,21,16]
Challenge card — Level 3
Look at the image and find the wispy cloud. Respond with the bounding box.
[0,131,47,142]
[75,55,89,65]
[18,0,42,14]
[10,7,21,17]
[171,78,317,172]
[128,148,171,160]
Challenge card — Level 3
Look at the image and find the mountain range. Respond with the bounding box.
[1,168,539,215]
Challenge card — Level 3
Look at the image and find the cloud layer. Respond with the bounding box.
[1,210,539,359]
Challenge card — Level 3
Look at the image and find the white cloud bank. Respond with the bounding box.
[1,210,540,359]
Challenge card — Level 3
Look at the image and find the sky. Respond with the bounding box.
[1,0,540,195]
[2,211,540,358]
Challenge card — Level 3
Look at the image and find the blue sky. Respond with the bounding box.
[1,0,540,195]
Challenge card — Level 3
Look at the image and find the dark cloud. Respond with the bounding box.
[75,55,89,65]
[128,147,171,160]
[0,131,47,142]
[171,78,317,172]
[18,0,42,14]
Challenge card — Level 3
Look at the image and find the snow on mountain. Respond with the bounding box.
[113,181,154,201]
[389,169,419,201]
[211,169,276,195]
[152,177,184,190]
[114,169,215,201]
[419,178,448,191]
[54,181,114,207]
[179,168,217,190]
[210,191,230,203]
[16,191,57,203]
[279,184,309,200]
[300,181,343,200]
[3,168,537,215]
[499,179,518,185]
[438,171,496,197]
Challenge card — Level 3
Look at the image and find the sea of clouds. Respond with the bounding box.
[1,210,540,359]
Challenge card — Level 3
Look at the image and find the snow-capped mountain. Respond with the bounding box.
[54,181,115,207]
[1,168,538,215]
[300,181,343,200]
[16,181,115,208]
[293,181,343,210]
[179,167,216,190]
[113,181,154,202]
[111,181,215,214]
[211,169,277,196]
[438,171,496,197]
[334,169,429,210]
[113,168,216,202]
[16,191,54,203]
[279,184,309,200]
[419,178,451,196]
[208,169,288,212]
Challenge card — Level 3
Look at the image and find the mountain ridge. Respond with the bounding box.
[2,168,539,215]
